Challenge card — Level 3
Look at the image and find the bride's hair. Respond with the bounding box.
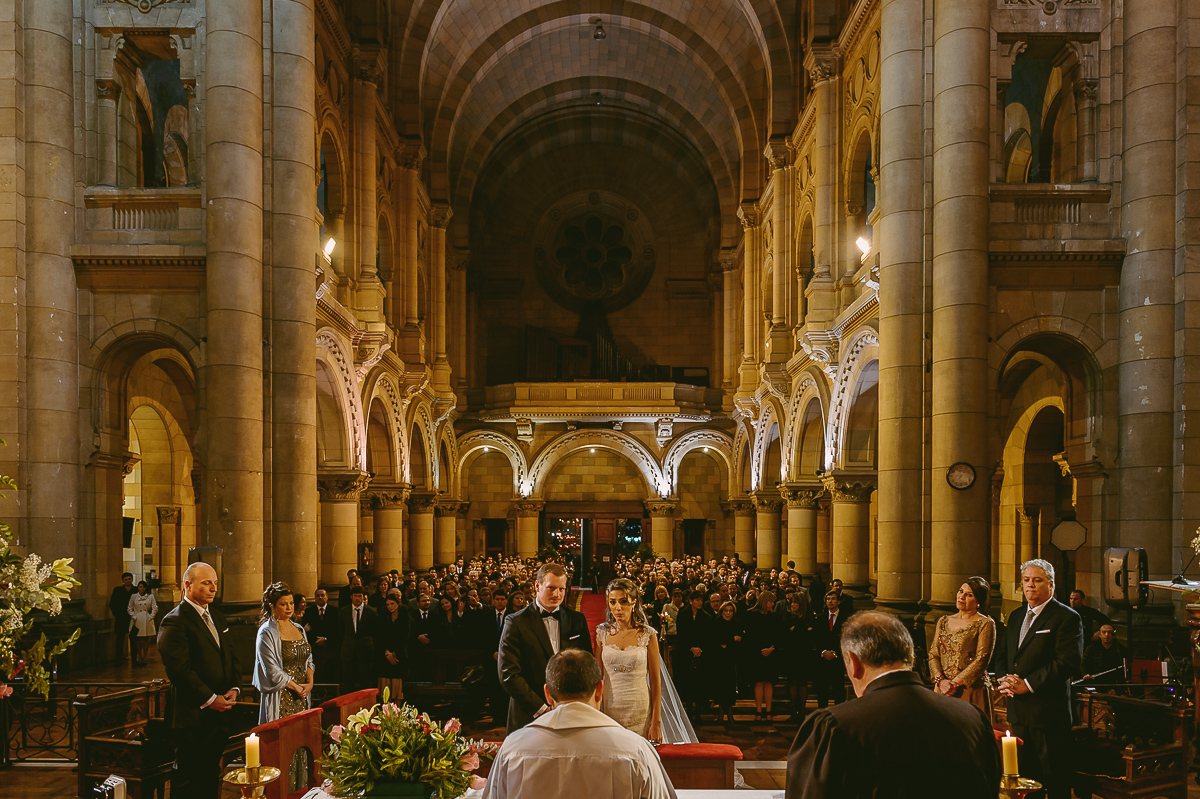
[604,577,650,630]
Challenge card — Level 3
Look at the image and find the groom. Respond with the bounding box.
[498,562,593,731]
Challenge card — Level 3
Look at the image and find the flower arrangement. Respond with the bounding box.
[320,694,496,798]
[0,440,80,699]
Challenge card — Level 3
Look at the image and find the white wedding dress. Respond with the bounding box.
[597,624,697,743]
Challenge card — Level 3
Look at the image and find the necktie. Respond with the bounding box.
[1018,607,1036,646]
[201,609,220,647]
[354,607,360,633]
[319,607,324,618]
[422,611,427,620]
[497,612,503,632]
[828,613,834,631]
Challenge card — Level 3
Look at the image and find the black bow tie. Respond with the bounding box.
[540,609,561,620]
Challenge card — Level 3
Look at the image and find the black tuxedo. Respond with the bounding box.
[812,609,848,707]
[787,670,1000,798]
[338,603,379,691]
[992,597,1083,799]
[497,602,593,732]
[302,603,342,683]
[157,601,241,799]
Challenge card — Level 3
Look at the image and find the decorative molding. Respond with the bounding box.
[317,329,367,470]
[824,476,876,503]
[751,492,785,513]
[429,204,452,229]
[779,483,823,509]
[407,492,438,514]
[317,470,370,502]
[366,485,411,510]
[826,328,879,468]
[155,506,181,524]
[737,204,761,229]
[528,429,667,497]
[804,44,839,85]
[662,429,735,497]
[644,499,677,517]
[102,0,190,13]
[512,499,544,517]
[455,429,529,498]
[655,418,674,447]
[763,140,793,171]
[727,498,755,518]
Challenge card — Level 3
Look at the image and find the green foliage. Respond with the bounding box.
[0,438,81,699]
[319,694,495,798]
[634,541,658,561]
[534,545,562,562]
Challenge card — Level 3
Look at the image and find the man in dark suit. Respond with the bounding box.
[994,559,1084,799]
[337,568,360,607]
[302,587,341,684]
[109,571,136,664]
[812,591,848,707]
[338,585,379,692]
[675,590,711,718]
[157,562,241,799]
[787,611,1000,797]
[483,590,510,721]
[497,562,593,732]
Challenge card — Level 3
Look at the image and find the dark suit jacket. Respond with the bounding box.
[497,603,593,731]
[157,601,241,729]
[992,597,1083,729]
[812,610,847,663]
[787,670,1001,798]
[302,604,341,649]
[339,604,379,681]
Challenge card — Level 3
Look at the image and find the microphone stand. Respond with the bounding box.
[1172,549,1199,585]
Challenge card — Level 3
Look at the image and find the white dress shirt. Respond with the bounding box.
[533,598,561,654]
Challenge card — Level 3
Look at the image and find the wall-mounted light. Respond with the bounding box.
[855,236,871,259]
[483,446,489,452]
[703,447,709,453]
[589,447,596,453]
[590,16,606,39]
[323,237,337,262]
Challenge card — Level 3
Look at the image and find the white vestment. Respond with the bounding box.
[482,701,677,799]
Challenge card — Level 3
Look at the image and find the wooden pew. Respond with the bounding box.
[318,688,378,732]
[250,707,323,799]
[404,649,486,720]
[75,681,173,799]
[1073,692,1188,799]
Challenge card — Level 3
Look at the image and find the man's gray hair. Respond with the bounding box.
[840,611,915,669]
[1020,558,1056,586]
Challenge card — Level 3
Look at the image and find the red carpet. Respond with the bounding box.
[580,589,607,648]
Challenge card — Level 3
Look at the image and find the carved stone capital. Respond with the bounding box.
[763,140,793,171]
[779,482,823,509]
[352,45,386,86]
[644,499,678,518]
[156,506,181,525]
[717,250,740,273]
[751,491,785,513]
[429,204,453,229]
[366,484,411,510]
[737,204,761,230]
[400,141,427,171]
[318,471,371,502]
[804,45,839,85]
[95,79,121,101]
[824,476,876,503]
[434,498,466,517]
[1016,506,1039,525]
[407,492,438,514]
[513,500,544,517]
[727,498,756,518]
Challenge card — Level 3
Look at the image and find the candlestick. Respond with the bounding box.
[1001,730,1018,776]
[999,773,1042,799]
[222,765,281,799]
[245,732,260,769]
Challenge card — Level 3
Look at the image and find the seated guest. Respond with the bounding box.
[483,649,676,799]
[1082,623,1128,687]
[787,611,1000,798]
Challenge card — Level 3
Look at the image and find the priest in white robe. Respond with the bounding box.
[483,649,676,799]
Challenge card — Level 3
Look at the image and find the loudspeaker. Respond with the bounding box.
[1103,547,1148,609]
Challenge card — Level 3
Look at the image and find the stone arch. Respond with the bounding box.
[782,371,828,479]
[90,332,199,442]
[528,430,665,498]
[751,397,787,490]
[454,429,528,498]
[436,422,458,493]
[363,371,411,483]
[827,327,879,469]
[407,400,438,490]
[731,418,754,495]
[317,120,348,217]
[316,328,365,469]
[662,429,735,497]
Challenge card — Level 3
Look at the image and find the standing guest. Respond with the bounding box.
[253,582,313,724]
[745,591,783,718]
[1082,624,1128,689]
[1069,589,1112,641]
[786,611,1000,798]
[434,595,459,647]
[829,578,854,614]
[293,593,308,622]
[675,591,711,718]
[812,592,847,708]
[127,580,158,667]
[711,601,742,722]
[497,562,593,732]
[506,588,528,614]
[339,585,378,692]
[157,562,241,799]
[409,592,438,680]
[928,576,996,717]
[993,559,1083,799]
[302,588,340,685]
[377,591,409,701]
[337,568,359,607]
[705,592,723,618]
[483,649,676,799]
[482,590,510,721]
[368,576,392,613]
[784,596,814,721]
[109,572,136,664]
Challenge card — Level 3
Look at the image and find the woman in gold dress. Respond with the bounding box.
[928,576,995,716]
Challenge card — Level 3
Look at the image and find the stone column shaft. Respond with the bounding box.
[369,485,409,574]
[156,506,182,590]
[646,500,678,559]
[720,253,738,388]
[434,499,460,565]
[826,477,875,590]
[271,0,319,595]
[24,0,79,564]
[353,50,382,318]
[781,483,823,575]
[430,205,451,388]
[400,150,423,327]
[96,81,120,186]
[513,500,543,559]
[730,499,755,562]
[1120,2,1175,578]
[930,0,990,603]
[765,142,793,362]
[753,491,785,569]
[876,0,926,608]
[451,261,467,388]
[408,493,436,570]
[1017,506,1038,567]
[318,472,368,585]
[737,207,762,391]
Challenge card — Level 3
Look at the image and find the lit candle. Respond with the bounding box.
[246,733,260,769]
[1001,730,1018,776]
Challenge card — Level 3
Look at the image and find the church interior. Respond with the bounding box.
[3,0,1200,792]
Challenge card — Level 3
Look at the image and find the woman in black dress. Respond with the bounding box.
[377,592,409,702]
[744,591,783,718]
[710,601,743,722]
[783,594,814,721]
[368,576,391,613]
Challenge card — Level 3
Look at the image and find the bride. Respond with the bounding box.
[596,578,697,744]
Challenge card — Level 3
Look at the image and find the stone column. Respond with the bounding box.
[1120,2,1175,578]
[25,0,79,564]
[817,497,831,569]
[736,206,761,391]
[450,256,468,389]
[455,502,472,557]
[1016,506,1038,567]
[781,482,823,575]
[271,0,319,595]
[397,145,425,361]
[95,80,120,186]
[407,493,437,570]
[353,47,384,319]
[369,485,409,574]
[730,499,756,562]
[317,471,369,585]
[430,205,452,388]
[930,0,990,604]
[803,45,839,322]
[434,498,460,566]
[719,251,739,389]
[513,500,544,558]
[825,476,876,590]
[876,0,926,611]
[645,500,678,559]
[205,0,265,602]
[752,491,785,569]
[1074,80,1098,182]
[764,141,793,361]
[156,506,182,593]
